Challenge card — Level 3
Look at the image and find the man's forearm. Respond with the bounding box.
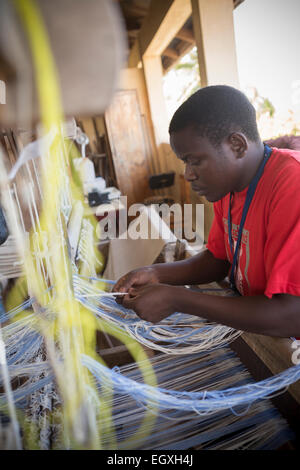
[153,249,230,286]
[174,288,300,337]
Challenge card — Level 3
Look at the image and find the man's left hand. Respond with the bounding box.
[122,284,181,323]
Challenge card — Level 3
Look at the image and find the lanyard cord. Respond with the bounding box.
[228,144,272,291]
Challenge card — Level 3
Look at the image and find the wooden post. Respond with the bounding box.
[191,0,239,87]
[191,0,240,239]
[142,55,168,175]
[139,0,191,201]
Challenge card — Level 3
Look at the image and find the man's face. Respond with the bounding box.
[170,126,238,202]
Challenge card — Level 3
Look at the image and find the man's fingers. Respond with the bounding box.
[112,278,127,293]
[114,284,140,304]
[114,293,126,304]
[128,287,139,296]
[113,274,139,293]
[122,295,136,309]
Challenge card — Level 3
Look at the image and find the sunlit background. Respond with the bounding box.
[163,0,300,139]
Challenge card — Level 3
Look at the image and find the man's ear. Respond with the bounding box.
[228,133,248,158]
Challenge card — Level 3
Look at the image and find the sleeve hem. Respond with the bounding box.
[206,243,228,261]
[264,281,300,299]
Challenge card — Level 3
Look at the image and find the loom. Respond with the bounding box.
[0,0,299,450]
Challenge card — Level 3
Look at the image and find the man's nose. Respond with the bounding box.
[184,164,197,182]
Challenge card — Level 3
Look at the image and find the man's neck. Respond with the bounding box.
[234,141,265,192]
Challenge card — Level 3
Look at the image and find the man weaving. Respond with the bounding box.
[113,85,300,338]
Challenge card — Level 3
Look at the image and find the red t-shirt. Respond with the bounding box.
[207,147,300,299]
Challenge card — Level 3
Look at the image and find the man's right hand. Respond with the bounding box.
[112,266,160,304]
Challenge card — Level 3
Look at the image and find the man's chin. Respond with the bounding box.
[194,189,224,203]
[205,193,220,203]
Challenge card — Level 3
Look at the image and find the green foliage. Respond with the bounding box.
[260,97,275,117]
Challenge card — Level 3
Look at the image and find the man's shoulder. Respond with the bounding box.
[267,147,300,190]
[270,147,300,171]
[263,148,300,213]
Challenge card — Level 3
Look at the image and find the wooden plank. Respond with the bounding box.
[175,27,194,43]
[138,0,173,57]
[139,0,191,57]
[163,47,180,60]
[163,41,195,73]
[119,67,158,176]
[242,332,300,405]
[104,89,152,206]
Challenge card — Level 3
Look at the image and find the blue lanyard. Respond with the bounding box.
[228,144,272,291]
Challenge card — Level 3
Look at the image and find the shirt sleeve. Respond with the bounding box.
[264,168,300,298]
[206,201,228,261]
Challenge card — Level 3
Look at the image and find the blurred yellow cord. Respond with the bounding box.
[1,0,159,449]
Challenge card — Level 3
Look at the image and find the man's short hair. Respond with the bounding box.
[169,85,260,146]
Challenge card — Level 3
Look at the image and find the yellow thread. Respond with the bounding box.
[7,0,159,449]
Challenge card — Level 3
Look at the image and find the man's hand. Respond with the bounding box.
[122,284,180,323]
[116,275,300,336]
[112,266,160,304]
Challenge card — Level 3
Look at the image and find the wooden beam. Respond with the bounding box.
[234,0,245,7]
[163,42,195,73]
[121,4,149,19]
[128,30,140,38]
[125,18,143,31]
[161,56,174,72]
[176,39,195,57]
[128,40,142,68]
[163,47,180,60]
[139,0,192,57]
[175,27,194,43]
[191,0,239,87]
[138,0,172,58]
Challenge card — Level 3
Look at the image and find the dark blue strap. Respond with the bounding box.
[228,145,272,291]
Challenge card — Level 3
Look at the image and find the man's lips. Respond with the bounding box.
[191,186,207,195]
